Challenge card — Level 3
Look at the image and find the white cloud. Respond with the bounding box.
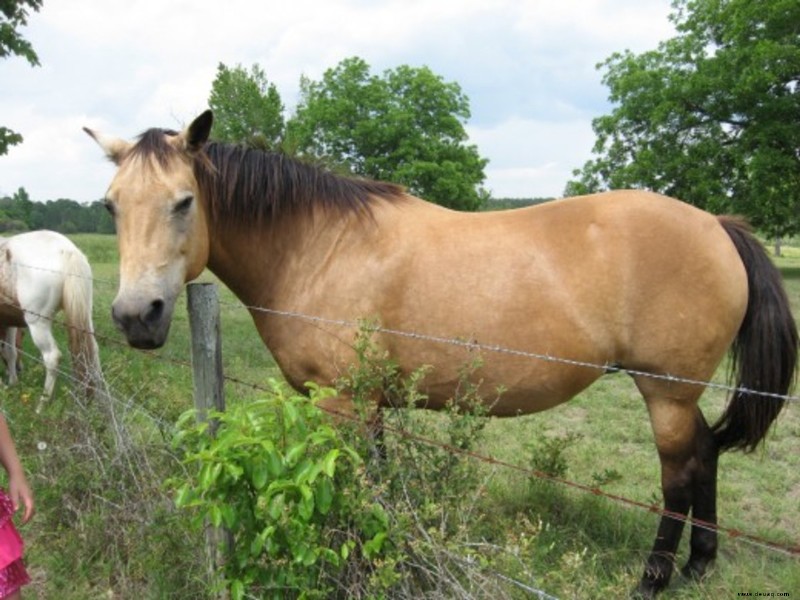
[0,0,675,202]
[468,117,596,198]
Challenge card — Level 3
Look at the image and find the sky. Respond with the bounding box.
[0,0,676,203]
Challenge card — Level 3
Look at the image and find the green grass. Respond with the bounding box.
[1,233,798,599]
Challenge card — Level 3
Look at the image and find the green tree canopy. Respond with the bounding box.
[0,187,114,234]
[208,62,284,149]
[1,0,42,156]
[567,0,800,238]
[285,57,489,210]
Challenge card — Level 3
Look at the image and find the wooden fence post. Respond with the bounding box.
[187,282,225,427]
[187,282,232,596]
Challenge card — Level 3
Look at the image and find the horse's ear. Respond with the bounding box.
[83,127,131,165]
[183,110,213,153]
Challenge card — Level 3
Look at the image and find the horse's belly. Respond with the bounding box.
[0,300,25,327]
[412,362,604,417]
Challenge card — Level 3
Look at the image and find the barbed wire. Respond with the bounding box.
[209,367,800,559]
[1,261,798,563]
[8,258,800,404]
[6,258,118,288]
[222,300,800,404]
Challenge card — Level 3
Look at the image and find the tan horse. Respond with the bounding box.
[85,111,797,597]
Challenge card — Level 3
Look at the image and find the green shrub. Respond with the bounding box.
[172,380,397,599]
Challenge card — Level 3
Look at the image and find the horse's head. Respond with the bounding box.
[85,111,214,349]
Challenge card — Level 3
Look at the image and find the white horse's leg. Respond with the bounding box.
[0,327,18,385]
[26,319,61,413]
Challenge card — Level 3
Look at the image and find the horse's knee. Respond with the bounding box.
[44,347,61,370]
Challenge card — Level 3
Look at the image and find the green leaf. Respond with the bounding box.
[266,449,283,477]
[362,531,387,558]
[285,442,308,467]
[268,493,285,520]
[174,485,195,508]
[221,503,238,528]
[321,448,340,478]
[199,462,223,490]
[340,540,352,561]
[251,461,269,490]
[282,401,299,428]
[298,485,314,521]
[230,579,245,600]
[209,504,223,528]
[315,478,334,515]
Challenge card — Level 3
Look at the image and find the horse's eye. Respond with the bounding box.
[174,195,193,214]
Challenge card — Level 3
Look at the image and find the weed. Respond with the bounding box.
[525,431,583,480]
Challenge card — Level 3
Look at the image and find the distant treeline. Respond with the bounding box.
[0,188,114,234]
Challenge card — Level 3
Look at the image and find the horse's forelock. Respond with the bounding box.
[126,128,181,167]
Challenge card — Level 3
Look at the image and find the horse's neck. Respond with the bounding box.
[205,209,350,308]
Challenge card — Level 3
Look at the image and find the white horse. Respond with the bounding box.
[0,231,104,411]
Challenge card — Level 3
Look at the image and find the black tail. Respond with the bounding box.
[712,217,798,453]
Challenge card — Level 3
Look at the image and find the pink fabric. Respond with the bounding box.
[0,490,29,598]
[0,521,22,570]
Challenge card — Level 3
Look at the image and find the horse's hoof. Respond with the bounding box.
[680,558,713,582]
[630,584,656,600]
[633,574,669,599]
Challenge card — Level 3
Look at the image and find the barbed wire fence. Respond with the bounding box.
[1,259,798,597]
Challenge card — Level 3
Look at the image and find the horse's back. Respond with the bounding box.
[2,231,87,315]
[363,190,748,413]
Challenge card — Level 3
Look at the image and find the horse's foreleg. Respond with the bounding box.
[26,319,61,413]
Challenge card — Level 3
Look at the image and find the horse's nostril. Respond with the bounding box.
[143,299,165,326]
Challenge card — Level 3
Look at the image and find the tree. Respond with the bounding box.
[286,57,489,210]
[0,189,114,233]
[208,62,284,149]
[1,0,42,156]
[567,0,800,238]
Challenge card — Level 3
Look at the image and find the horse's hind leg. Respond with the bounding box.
[682,412,718,581]
[0,327,19,385]
[26,318,61,412]
[635,383,715,597]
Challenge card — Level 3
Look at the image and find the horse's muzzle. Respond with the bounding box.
[111,296,173,349]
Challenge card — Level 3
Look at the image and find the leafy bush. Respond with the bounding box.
[172,380,397,599]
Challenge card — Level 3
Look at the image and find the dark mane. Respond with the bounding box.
[126,131,406,224]
[194,142,407,224]
[127,128,181,167]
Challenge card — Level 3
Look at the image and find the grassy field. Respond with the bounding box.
[1,233,798,599]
